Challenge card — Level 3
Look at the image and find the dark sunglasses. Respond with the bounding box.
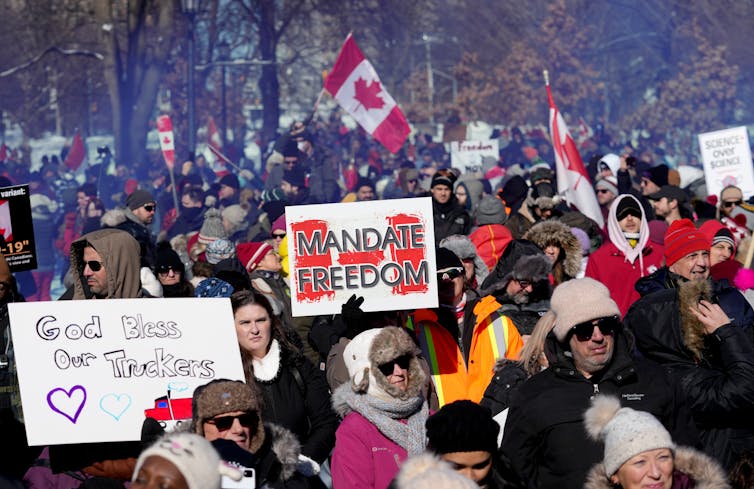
[596,189,612,194]
[723,200,743,208]
[377,354,412,376]
[206,413,258,432]
[438,267,463,281]
[569,316,621,342]
[85,260,104,272]
[143,204,156,212]
[273,233,286,239]
[157,265,177,274]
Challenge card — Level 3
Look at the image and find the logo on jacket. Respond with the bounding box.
[621,393,645,402]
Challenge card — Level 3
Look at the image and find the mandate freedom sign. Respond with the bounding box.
[286,198,437,316]
[698,126,754,200]
[10,298,245,445]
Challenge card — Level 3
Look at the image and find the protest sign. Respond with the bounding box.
[698,126,754,199]
[10,297,244,445]
[0,184,37,271]
[286,197,437,316]
[450,139,499,174]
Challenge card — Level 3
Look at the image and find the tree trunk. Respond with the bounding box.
[258,0,280,142]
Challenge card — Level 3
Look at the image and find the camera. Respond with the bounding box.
[222,468,255,489]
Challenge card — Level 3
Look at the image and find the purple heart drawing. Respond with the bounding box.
[47,385,87,424]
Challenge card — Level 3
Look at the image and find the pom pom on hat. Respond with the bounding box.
[198,209,228,245]
[394,453,477,489]
[551,278,620,342]
[584,395,674,477]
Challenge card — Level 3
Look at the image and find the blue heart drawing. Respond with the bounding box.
[99,393,132,421]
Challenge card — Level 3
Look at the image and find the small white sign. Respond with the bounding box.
[698,126,754,199]
[286,198,437,316]
[450,139,499,174]
[10,298,245,445]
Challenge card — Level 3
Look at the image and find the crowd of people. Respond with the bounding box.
[1,111,754,489]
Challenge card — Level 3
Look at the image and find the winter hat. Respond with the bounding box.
[236,242,273,272]
[134,432,240,489]
[261,188,285,203]
[271,214,286,234]
[394,453,477,489]
[435,247,464,278]
[595,176,618,196]
[475,194,507,225]
[155,246,185,275]
[507,253,552,284]
[615,197,642,221]
[283,165,306,188]
[551,278,620,342]
[584,395,674,477]
[205,238,236,265]
[598,153,621,176]
[219,173,240,190]
[431,170,456,189]
[643,164,669,187]
[663,218,710,267]
[439,235,489,285]
[222,205,247,230]
[570,227,591,256]
[699,220,735,253]
[528,162,553,185]
[30,193,58,215]
[126,189,155,210]
[426,400,499,454]
[344,326,426,401]
[500,175,528,207]
[194,277,235,298]
[198,209,228,245]
[355,176,375,193]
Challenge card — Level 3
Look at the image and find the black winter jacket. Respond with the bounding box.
[432,199,471,244]
[625,278,754,469]
[500,330,696,489]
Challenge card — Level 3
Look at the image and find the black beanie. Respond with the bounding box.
[431,170,456,189]
[616,197,642,220]
[426,400,499,454]
[155,246,185,275]
[643,164,669,187]
[435,247,463,274]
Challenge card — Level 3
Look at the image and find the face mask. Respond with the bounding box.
[297,141,308,152]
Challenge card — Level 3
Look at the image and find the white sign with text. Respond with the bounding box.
[10,298,245,445]
[450,139,499,173]
[698,126,754,199]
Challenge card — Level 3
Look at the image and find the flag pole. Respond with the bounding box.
[543,69,549,87]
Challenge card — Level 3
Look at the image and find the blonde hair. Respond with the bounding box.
[518,311,557,376]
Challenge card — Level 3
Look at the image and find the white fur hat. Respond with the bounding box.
[343,328,383,394]
[584,396,674,476]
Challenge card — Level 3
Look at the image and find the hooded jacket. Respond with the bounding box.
[523,220,582,285]
[584,446,729,489]
[500,329,697,489]
[70,228,142,300]
[625,279,754,469]
[101,206,156,268]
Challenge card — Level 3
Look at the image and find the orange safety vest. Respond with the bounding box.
[407,296,524,406]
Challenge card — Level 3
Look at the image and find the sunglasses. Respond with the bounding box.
[377,354,412,376]
[143,204,156,212]
[205,413,258,432]
[85,260,104,272]
[569,316,621,342]
[723,200,743,208]
[514,278,532,288]
[596,189,612,194]
[438,267,463,281]
[273,233,286,239]
[157,265,177,274]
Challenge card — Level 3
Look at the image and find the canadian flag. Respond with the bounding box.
[547,80,604,228]
[64,132,86,171]
[324,34,410,154]
[156,115,175,170]
[207,117,230,178]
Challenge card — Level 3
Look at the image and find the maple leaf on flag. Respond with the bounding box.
[354,77,385,110]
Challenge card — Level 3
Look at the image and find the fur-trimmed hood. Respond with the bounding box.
[678,279,714,360]
[266,423,304,481]
[524,220,582,280]
[101,206,145,229]
[584,446,729,489]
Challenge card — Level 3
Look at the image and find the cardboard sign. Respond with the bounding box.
[10,298,245,445]
[450,139,499,174]
[286,198,437,316]
[698,126,754,199]
[0,184,37,271]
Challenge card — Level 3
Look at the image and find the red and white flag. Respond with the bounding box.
[207,117,230,178]
[64,132,86,171]
[324,34,410,154]
[156,115,175,170]
[547,81,603,228]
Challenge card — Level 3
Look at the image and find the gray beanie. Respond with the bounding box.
[126,189,155,210]
[475,194,507,225]
[585,396,674,477]
[551,278,620,342]
[198,208,228,244]
[222,204,248,230]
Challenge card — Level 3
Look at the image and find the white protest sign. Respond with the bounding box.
[10,298,245,445]
[450,139,499,174]
[286,197,437,316]
[698,126,754,199]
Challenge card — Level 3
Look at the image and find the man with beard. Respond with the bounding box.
[408,248,523,407]
[167,187,206,240]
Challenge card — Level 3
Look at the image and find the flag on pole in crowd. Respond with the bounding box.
[156,115,175,170]
[64,131,86,171]
[324,33,410,154]
[207,117,230,178]
[545,72,603,228]
[0,144,8,163]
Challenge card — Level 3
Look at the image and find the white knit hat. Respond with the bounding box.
[584,396,674,476]
[133,432,241,489]
[394,453,477,489]
[551,278,620,342]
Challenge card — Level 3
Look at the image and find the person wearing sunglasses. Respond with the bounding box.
[104,188,158,268]
[501,278,695,489]
[332,327,429,489]
[191,379,313,488]
[718,184,744,219]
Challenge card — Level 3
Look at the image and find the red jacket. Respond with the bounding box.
[470,224,513,272]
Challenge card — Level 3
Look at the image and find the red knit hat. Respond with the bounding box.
[236,242,273,272]
[663,218,710,266]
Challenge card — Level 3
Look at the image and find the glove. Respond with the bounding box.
[341,294,365,329]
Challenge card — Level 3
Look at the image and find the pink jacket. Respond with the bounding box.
[331,411,406,489]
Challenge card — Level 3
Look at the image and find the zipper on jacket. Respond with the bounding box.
[591,383,599,400]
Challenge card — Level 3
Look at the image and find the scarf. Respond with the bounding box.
[607,195,648,273]
[341,388,428,456]
[252,339,281,382]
